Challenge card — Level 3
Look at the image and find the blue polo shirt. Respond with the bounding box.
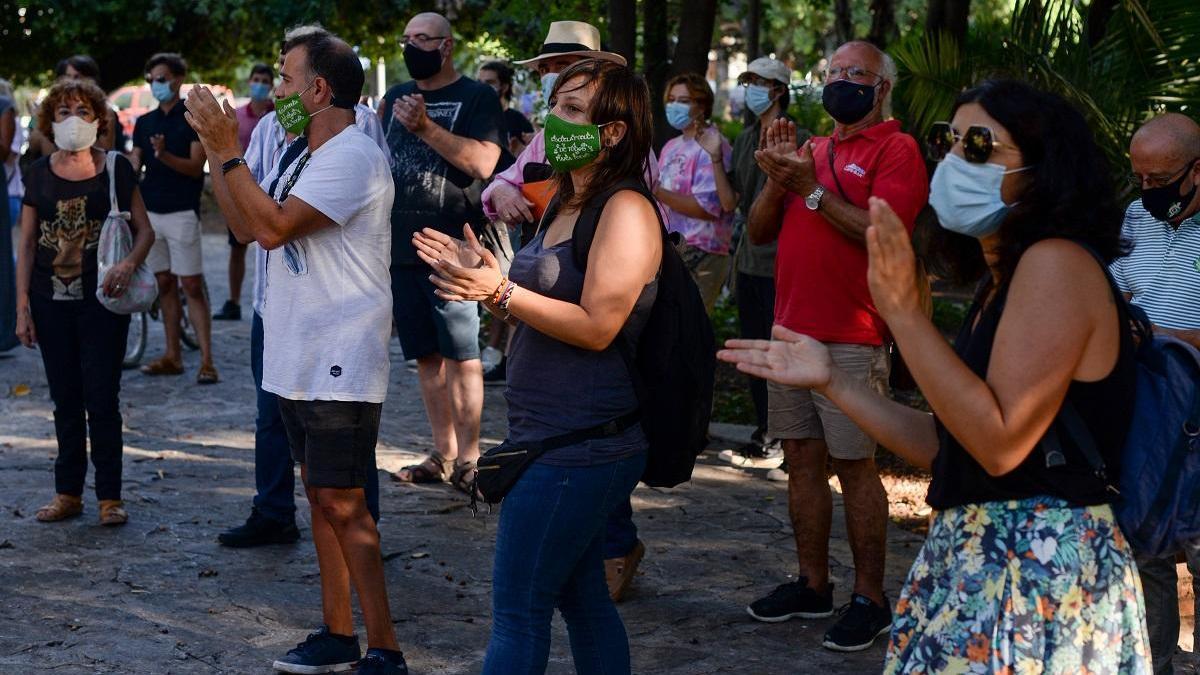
[133,100,203,214]
[1110,199,1200,330]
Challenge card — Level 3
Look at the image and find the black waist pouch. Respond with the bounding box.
[471,411,641,512]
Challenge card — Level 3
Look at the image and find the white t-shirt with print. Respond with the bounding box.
[258,125,395,403]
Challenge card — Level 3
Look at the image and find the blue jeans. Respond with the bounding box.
[484,453,646,675]
[251,313,379,523]
[604,498,638,559]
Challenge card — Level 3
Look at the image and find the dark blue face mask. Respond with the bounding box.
[821,79,877,125]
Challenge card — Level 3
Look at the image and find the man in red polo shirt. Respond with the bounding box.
[743,40,928,652]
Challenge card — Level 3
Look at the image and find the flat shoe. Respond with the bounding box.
[140,357,183,376]
[98,500,128,526]
[35,494,83,522]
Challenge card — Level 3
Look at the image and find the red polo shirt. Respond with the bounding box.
[775,119,928,346]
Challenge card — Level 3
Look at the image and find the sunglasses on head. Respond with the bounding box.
[926,121,1018,163]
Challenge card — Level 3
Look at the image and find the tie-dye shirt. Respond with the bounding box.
[657,134,734,254]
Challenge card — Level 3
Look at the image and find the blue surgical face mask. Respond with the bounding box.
[249,81,272,101]
[745,84,776,117]
[151,79,175,103]
[665,101,694,131]
[929,153,1031,238]
[541,72,559,103]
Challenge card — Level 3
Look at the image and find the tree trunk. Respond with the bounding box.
[643,0,673,151]
[926,0,969,47]
[669,0,717,77]
[746,0,762,62]
[608,0,637,71]
[868,0,897,49]
[1086,0,1119,47]
[834,0,854,45]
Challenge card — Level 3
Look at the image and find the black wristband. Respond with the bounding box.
[221,157,247,175]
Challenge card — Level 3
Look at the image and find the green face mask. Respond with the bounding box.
[276,81,333,136]
[544,113,612,172]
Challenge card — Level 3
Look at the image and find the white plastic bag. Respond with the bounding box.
[95,151,157,314]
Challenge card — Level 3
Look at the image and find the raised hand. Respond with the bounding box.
[754,119,815,196]
[698,124,724,161]
[865,196,922,322]
[420,224,505,303]
[393,94,429,134]
[183,86,240,161]
[413,225,484,270]
[718,325,835,390]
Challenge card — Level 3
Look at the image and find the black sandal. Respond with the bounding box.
[392,451,452,484]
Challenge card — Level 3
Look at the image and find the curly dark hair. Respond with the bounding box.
[37,79,109,144]
[550,59,653,211]
[921,79,1128,287]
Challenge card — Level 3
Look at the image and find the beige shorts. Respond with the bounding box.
[767,343,890,460]
[676,242,730,314]
[146,209,203,277]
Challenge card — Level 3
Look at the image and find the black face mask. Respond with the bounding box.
[822,79,878,125]
[1142,159,1199,223]
[404,42,444,81]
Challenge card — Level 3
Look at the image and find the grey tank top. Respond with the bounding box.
[504,228,658,466]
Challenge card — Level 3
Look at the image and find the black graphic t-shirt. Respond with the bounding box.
[22,153,137,301]
[381,76,504,267]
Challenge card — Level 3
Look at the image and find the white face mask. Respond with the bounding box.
[51,116,99,152]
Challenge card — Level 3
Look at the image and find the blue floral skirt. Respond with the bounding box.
[885,497,1151,674]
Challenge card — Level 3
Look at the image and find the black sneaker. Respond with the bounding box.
[213,300,242,321]
[356,649,409,675]
[822,593,893,652]
[218,508,300,548]
[746,578,834,622]
[482,358,506,386]
[272,625,360,673]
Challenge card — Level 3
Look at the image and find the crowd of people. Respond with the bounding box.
[1,9,1198,675]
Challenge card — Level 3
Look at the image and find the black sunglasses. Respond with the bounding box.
[926,121,1018,163]
[146,76,170,84]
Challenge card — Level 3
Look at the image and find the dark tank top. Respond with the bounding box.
[926,264,1137,509]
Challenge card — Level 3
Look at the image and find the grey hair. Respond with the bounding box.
[879,51,897,118]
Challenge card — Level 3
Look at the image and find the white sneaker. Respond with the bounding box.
[481,346,503,370]
[718,443,785,469]
[766,463,789,482]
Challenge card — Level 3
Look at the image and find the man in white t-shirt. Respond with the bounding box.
[186,31,407,675]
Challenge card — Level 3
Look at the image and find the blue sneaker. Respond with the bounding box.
[356,648,409,675]
[272,625,360,674]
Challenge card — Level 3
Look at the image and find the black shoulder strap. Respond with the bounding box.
[570,177,662,272]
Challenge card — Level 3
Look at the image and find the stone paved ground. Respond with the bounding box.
[0,225,931,674]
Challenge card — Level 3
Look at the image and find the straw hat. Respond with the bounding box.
[514,21,627,66]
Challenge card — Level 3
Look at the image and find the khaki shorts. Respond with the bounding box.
[146,209,203,277]
[677,242,730,314]
[767,343,890,460]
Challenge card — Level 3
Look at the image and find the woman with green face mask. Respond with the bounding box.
[414,59,660,675]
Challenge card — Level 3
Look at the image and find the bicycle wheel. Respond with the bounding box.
[123,311,148,369]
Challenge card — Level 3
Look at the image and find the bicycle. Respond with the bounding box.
[123,280,202,369]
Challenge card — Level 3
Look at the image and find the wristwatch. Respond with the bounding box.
[805,185,826,211]
[221,157,248,175]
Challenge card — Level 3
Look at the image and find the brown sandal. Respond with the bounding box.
[140,357,183,376]
[98,500,128,526]
[391,451,452,484]
[196,363,220,385]
[35,494,83,522]
[449,461,479,497]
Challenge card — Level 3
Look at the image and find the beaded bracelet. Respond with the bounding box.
[490,276,508,305]
[498,280,517,312]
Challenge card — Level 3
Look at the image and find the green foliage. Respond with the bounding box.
[891,0,1200,198]
[787,85,833,137]
[713,116,744,142]
[931,296,969,336]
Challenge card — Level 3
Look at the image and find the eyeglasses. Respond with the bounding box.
[400,34,449,48]
[824,66,882,83]
[1126,158,1199,189]
[146,76,170,84]
[926,122,1019,163]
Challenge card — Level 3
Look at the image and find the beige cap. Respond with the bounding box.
[514,21,627,67]
[740,57,790,85]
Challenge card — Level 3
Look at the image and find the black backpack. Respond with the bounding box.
[545,177,716,487]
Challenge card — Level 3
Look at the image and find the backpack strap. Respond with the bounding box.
[105,151,129,220]
[569,177,663,272]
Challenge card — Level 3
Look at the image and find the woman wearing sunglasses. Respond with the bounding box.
[721,78,1150,673]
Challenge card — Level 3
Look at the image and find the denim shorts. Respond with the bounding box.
[277,399,381,489]
[391,266,481,361]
